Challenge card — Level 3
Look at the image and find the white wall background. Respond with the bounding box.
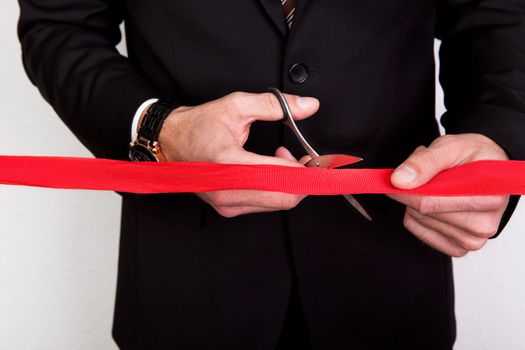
[1,2,524,349]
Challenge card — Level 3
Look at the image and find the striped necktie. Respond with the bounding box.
[281,0,296,29]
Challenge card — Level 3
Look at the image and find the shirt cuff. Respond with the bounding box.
[131,98,158,142]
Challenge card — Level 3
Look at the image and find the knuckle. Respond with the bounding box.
[495,195,508,208]
[417,197,435,215]
[210,192,230,207]
[409,225,435,248]
[459,236,487,251]
[468,134,495,152]
[435,134,456,146]
[450,248,469,258]
[216,206,237,218]
[225,92,245,113]
[403,214,417,233]
[428,148,445,170]
[402,213,411,229]
[279,195,298,210]
[287,195,302,209]
[459,198,476,212]
[473,220,499,238]
[487,196,507,210]
[265,92,282,115]
[228,91,245,101]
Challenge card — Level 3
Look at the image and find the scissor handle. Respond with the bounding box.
[268,87,320,158]
[268,87,293,123]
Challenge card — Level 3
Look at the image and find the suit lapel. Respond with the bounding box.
[258,0,288,36]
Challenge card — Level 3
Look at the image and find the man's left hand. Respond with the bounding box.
[387,133,510,257]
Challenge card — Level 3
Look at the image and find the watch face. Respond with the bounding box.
[129,144,159,162]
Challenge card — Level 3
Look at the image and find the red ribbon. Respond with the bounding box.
[0,155,524,196]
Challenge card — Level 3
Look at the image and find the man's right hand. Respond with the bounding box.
[157,91,320,217]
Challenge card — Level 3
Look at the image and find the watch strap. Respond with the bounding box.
[137,98,180,143]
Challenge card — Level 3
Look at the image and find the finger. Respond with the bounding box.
[275,146,313,166]
[213,205,278,218]
[407,208,488,251]
[299,155,312,165]
[403,209,469,257]
[391,137,468,190]
[275,146,298,161]
[428,198,508,238]
[199,192,278,217]
[386,194,508,214]
[198,192,304,217]
[219,147,305,168]
[223,91,319,123]
[205,190,306,210]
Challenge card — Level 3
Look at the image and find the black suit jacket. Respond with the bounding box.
[18,0,525,349]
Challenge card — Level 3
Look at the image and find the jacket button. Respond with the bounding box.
[288,63,309,84]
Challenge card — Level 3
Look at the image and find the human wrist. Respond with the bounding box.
[158,106,188,162]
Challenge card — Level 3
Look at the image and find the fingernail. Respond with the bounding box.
[393,165,417,184]
[297,97,317,109]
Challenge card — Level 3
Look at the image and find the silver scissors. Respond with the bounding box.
[269,87,372,221]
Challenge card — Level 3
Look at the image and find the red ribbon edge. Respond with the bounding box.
[0,155,524,196]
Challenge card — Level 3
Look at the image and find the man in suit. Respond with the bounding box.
[17,0,525,349]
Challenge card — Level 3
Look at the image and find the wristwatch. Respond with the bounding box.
[129,98,179,162]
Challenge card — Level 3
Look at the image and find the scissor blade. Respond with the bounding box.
[343,194,373,221]
[304,154,362,169]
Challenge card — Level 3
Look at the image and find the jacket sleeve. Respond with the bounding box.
[18,0,158,160]
[436,0,525,236]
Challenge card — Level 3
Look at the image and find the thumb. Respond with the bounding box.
[225,91,319,123]
[279,93,320,121]
[391,144,461,189]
